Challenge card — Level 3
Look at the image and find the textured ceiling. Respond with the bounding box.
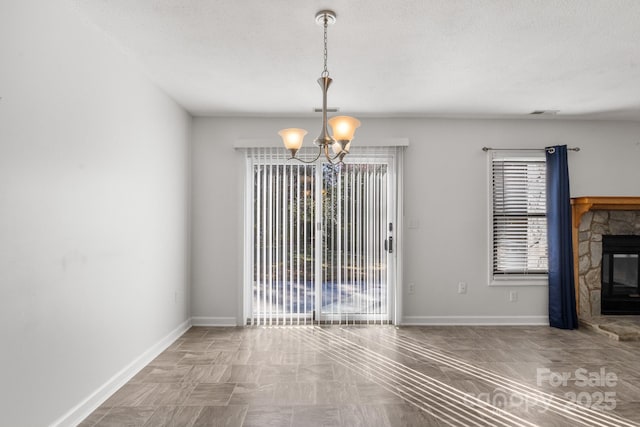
[70,0,640,120]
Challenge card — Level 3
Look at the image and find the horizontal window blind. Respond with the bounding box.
[491,153,548,276]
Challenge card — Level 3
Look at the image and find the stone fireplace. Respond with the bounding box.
[571,197,640,320]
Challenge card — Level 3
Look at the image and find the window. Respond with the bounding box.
[490,151,548,284]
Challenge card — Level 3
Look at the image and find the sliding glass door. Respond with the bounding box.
[319,161,392,322]
[244,148,398,325]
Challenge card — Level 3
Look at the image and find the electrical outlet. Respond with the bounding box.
[457,282,467,294]
[509,290,518,302]
[408,283,415,294]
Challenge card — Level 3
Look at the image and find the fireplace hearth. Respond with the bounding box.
[602,235,640,315]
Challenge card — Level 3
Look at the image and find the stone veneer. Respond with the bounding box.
[578,210,640,319]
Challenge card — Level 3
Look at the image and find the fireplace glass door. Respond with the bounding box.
[601,235,640,314]
[603,254,639,296]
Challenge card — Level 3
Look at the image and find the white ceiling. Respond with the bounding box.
[70,0,640,120]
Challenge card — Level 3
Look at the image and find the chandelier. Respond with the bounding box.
[278,10,360,164]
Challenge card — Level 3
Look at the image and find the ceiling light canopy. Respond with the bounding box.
[278,10,360,164]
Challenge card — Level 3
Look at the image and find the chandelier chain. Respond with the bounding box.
[322,14,329,78]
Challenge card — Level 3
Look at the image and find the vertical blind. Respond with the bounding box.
[321,161,389,323]
[249,148,316,325]
[491,152,548,276]
[246,147,394,325]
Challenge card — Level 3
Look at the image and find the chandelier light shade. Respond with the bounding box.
[278,128,307,157]
[278,10,360,164]
[329,115,360,144]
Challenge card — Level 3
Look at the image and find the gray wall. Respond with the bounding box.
[0,1,191,425]
[191,117,640,325]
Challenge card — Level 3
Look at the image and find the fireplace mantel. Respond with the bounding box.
[572,197,640,227]
[571,197,640,314]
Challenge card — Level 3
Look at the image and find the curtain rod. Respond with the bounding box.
[482,147,580,152]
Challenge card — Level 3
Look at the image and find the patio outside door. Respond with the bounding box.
[245,148,398,325]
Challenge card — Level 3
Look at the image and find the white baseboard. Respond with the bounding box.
[50,318,192,427]
[401,315,549,326]
[191,316,238,326]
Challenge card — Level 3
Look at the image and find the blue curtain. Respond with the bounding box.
[546,145,578,329]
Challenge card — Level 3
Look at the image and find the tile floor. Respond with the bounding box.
[79,325,640,426]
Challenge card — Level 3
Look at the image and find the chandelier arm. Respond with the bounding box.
[288,146,323,164]
[329,151,344,162]
[322,144,345,165]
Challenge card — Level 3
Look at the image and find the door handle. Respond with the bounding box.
[385,236,393,253]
